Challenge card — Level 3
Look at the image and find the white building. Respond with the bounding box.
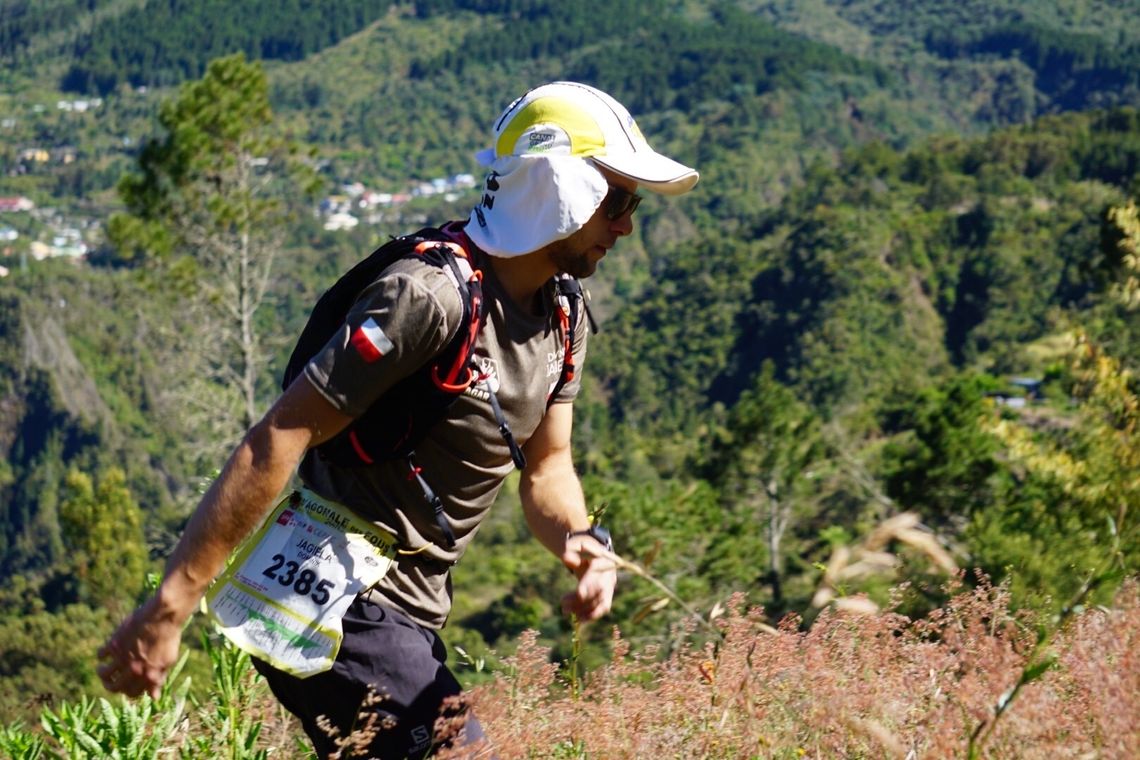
[324,212,359,231]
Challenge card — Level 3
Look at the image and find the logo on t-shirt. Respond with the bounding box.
[464,355,500,402]
[546,350,562,377]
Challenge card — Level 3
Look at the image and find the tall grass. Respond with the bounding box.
[451,578,1140,759]
[3,578,1136,758]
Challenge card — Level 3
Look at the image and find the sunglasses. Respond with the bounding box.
[602,185,642,220]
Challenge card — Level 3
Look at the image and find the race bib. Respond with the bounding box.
[206,489,396,677]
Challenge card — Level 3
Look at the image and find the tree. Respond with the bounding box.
[59,467,148,612]
[108,54,317,467]
[878,373,1004,525]
[701,363,829,610]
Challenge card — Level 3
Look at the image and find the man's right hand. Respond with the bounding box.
[97,596,185,699]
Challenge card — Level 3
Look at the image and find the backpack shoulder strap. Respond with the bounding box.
[308,230,486,469]
[546,274,597,407]
[411,237,483,394]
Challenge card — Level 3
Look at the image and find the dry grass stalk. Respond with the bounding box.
[813,511,958,612]
[317,686,392,759]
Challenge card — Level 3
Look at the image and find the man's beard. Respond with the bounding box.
[547,240,599,279]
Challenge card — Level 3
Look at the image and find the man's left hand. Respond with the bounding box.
[560,535,617,621]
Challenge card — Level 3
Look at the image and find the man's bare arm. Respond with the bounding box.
[97,378,353,698]
[519,403,616,621]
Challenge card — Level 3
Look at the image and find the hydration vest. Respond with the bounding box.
[282,223,590,546]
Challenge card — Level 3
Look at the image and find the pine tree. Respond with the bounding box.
[108,54,317,468]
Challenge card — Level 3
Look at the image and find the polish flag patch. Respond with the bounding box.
[350,317,393,363]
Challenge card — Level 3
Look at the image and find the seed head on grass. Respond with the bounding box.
[318,686,393,759]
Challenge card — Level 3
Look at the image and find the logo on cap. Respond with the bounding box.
[528,132,557,152]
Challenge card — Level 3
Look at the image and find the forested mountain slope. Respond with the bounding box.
[0,0,1138,728]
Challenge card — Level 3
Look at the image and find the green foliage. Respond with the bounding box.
[113,52,294,251]
[0,602,115,727]
[878,373,1005,523]
[0,629,290,759]
[0,0,109,65]
[0,720,47,759]
[0,287,117,581]
[701,364,831,609]
[976,326,1140,609]
[181,635,269,760]
[411,1,884,115]
[579,231,770,472]
[966,484,1105,609]
[110,52,319,446]
[38,678,189,760]
[59,467,148,610]
[59,0,395,95]
[926,22,1140,111]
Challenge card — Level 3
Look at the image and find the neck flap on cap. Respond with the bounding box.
[465,154,607,258]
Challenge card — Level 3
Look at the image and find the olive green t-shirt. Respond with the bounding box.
[299,240,586,628]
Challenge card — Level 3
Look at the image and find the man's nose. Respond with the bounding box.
[610,211,634,237]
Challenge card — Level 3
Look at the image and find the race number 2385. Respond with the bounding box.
[262,554,335,605]
[206,490,396,677]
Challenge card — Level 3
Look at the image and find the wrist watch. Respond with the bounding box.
[566,524,613,553]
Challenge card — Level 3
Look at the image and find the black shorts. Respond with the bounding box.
[252,596,488,759]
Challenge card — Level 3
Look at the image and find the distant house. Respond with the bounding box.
[321,195,351,214]
[359,191,393,208]
[19,149,49,163]
[0,197,34,212]
[1010,377,1043,400]
[56,98,101,112]
[988,376,1044,409]
[323,212,359,231]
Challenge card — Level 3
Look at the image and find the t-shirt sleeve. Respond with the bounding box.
[550,294,589,405]
[303,265,463,417]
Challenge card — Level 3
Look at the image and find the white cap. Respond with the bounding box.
[476,81,699,195]
[466,82,699,258]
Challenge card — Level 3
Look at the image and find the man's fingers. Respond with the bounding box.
[561,590,585,617]
[103,668,164,698]
[99,664,139,696]
[98,643,168,698]
[561,539,618,620]
[561,583,611,620]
